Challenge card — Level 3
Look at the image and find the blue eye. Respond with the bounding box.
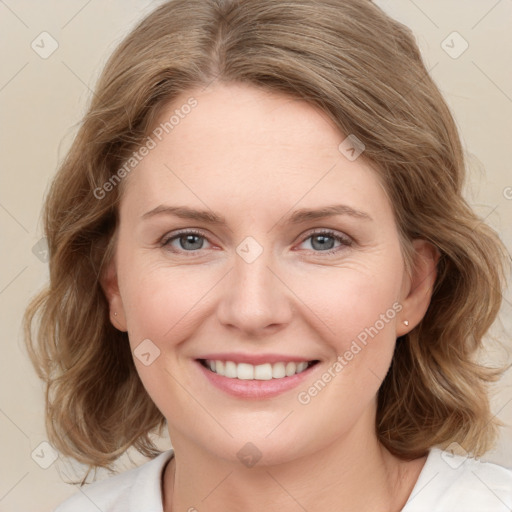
[299,230,353,255]
[161,229,210,254]
[160,229,352,256]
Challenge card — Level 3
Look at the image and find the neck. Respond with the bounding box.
[162,419,427,512]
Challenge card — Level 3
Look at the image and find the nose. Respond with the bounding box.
[216,244,293,337]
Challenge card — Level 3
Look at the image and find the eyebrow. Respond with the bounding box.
[141,204,372,224]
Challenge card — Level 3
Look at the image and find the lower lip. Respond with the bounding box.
[195,360,319,399]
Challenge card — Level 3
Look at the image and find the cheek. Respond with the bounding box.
[119,255,218,347]
[292,268,402,425]
[298,263,402,344]
[296,255,404,394]
[116,260,209,410]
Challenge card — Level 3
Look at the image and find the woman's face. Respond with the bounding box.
[106,82,433,465]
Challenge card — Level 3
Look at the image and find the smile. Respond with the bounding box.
[198,359,319,380]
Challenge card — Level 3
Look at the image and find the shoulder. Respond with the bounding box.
[403,447,512,512]
[53,449,174,512]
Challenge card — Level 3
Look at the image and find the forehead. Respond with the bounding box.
[121,82,390,221]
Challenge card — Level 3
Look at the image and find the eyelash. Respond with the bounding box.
[160,228,353,256]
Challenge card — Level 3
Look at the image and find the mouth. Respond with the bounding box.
[197,358,320,380]
[194,352,323,400]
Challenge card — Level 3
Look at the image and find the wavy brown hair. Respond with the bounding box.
[24,0,510,480]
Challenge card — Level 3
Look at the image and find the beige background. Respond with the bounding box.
[1,1,511,510]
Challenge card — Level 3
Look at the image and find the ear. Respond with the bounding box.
[396,239,440,337]
[100,255,128,332]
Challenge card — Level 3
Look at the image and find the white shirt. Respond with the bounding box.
[54,447,512,511]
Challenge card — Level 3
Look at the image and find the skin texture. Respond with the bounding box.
[102,82,438,511]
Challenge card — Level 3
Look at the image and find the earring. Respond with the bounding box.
[403,320,409,326]
[114,312,118,317]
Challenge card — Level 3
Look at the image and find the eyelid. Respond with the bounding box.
[160,227,354,255]
[160,228,212,247]
[295,228,354,255]
[300,227,353,244]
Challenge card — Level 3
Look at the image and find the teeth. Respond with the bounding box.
[203,359,313,380]
[297,362,308,373]
[225,361,237,378]
[254,363,272,380]
[237,363,254,380]
[272,362,286,378]
[285,362,296,377]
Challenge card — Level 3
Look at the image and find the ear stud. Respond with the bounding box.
[403,320,409,326]
[114,312,118,317]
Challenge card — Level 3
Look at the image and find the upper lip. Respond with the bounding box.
[196,353,319,365]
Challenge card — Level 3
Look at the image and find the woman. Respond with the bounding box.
[24,0,512,510]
